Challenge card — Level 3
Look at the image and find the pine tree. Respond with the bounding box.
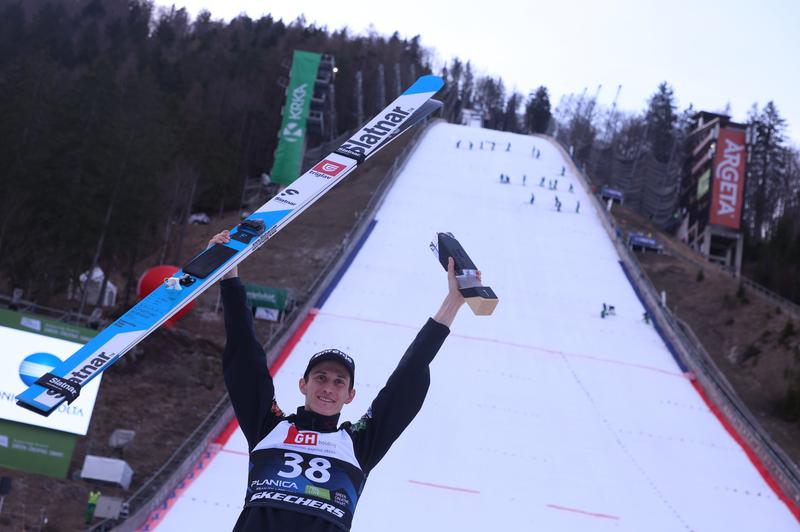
[524,86,551,133]
[502,92,522,133]
[474,76,505,130]
[644,82,677,163]
[460,61,474,109]
[745,101,790,242]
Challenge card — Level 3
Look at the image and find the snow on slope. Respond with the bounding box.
[149,122,798,532]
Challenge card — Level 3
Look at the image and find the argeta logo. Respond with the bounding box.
[284,424,318,446]
[19,352,63,386]
[282,122,304,143]
[312,159,347,177]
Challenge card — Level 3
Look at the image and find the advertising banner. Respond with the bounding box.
[244,283,288,322]
[0,309,101,435]
[0,419,76,478]
[709,128,747,229]
[270,50,322,185]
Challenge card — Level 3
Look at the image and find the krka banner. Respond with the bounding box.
[270,50,322,185]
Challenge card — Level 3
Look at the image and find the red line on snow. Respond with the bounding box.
[408,479,480,494]
[220,448,249,457]
[316,310,685,379]
[214,418,239,446]
[314,310,419,331]
[690,380,800,522]
[546,503,620,520]
[455,331,685,378]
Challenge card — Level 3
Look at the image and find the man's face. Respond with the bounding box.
[299,360,356,416]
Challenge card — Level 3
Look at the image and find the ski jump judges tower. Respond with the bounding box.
[677,111,749,275]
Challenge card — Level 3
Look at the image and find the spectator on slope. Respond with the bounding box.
[210,230,477,532]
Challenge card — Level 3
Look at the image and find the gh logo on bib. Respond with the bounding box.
[284,425,318,446]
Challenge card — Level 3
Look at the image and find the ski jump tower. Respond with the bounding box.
[677,111,749,275]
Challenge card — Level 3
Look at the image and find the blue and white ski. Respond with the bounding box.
[17,75,444,416]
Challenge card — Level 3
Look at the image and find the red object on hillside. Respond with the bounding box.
[136,265,195,327]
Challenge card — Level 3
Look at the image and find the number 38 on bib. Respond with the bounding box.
[246,421,366,528]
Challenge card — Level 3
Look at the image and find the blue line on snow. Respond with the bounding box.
[315,219,378,309]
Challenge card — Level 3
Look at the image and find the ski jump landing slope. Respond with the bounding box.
[146,123,799,532]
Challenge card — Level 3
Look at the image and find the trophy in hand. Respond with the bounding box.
[430,232,498,316]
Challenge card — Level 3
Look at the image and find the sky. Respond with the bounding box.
[157,0,800,146]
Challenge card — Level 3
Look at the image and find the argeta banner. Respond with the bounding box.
[270,50,322,185]
[710,128,747,229]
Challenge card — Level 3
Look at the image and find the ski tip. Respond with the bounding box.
[16,395,57,417]
[404,75,444,95]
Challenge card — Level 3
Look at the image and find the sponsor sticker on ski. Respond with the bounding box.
[312,159,347,178]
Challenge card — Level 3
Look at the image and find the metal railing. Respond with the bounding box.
[662,242,800,320]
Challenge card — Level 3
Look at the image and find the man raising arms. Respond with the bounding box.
[209,230,475,531]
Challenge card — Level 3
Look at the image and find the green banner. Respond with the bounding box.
[270,50,322,185]
[0,308,97,343]
[0,419,76,478]
[244,283,288,311]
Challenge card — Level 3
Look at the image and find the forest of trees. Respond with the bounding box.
[0,0,797,308]
[0,0,436,304]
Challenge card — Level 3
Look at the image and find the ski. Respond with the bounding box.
[17,75,444,416]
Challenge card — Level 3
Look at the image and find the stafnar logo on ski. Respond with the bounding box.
[312,159,347,177]
[340,106,412,156]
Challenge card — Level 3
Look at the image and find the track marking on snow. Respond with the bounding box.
[315,310,687,379]
[220,448,248,457]
[545,503,620,520]
[408,479,480,494]
[559,354,695,531]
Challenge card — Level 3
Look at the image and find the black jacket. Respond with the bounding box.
[221,278,450,531]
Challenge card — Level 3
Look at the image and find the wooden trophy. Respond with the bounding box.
[430,232,498,316]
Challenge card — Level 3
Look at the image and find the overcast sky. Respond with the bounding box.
[157,0,800,146]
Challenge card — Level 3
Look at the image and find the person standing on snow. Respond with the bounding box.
[210,230,477,532]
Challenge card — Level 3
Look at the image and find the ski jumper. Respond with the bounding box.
[221,278,450,531]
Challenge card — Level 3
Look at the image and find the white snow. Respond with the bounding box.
[150,122,799,531]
